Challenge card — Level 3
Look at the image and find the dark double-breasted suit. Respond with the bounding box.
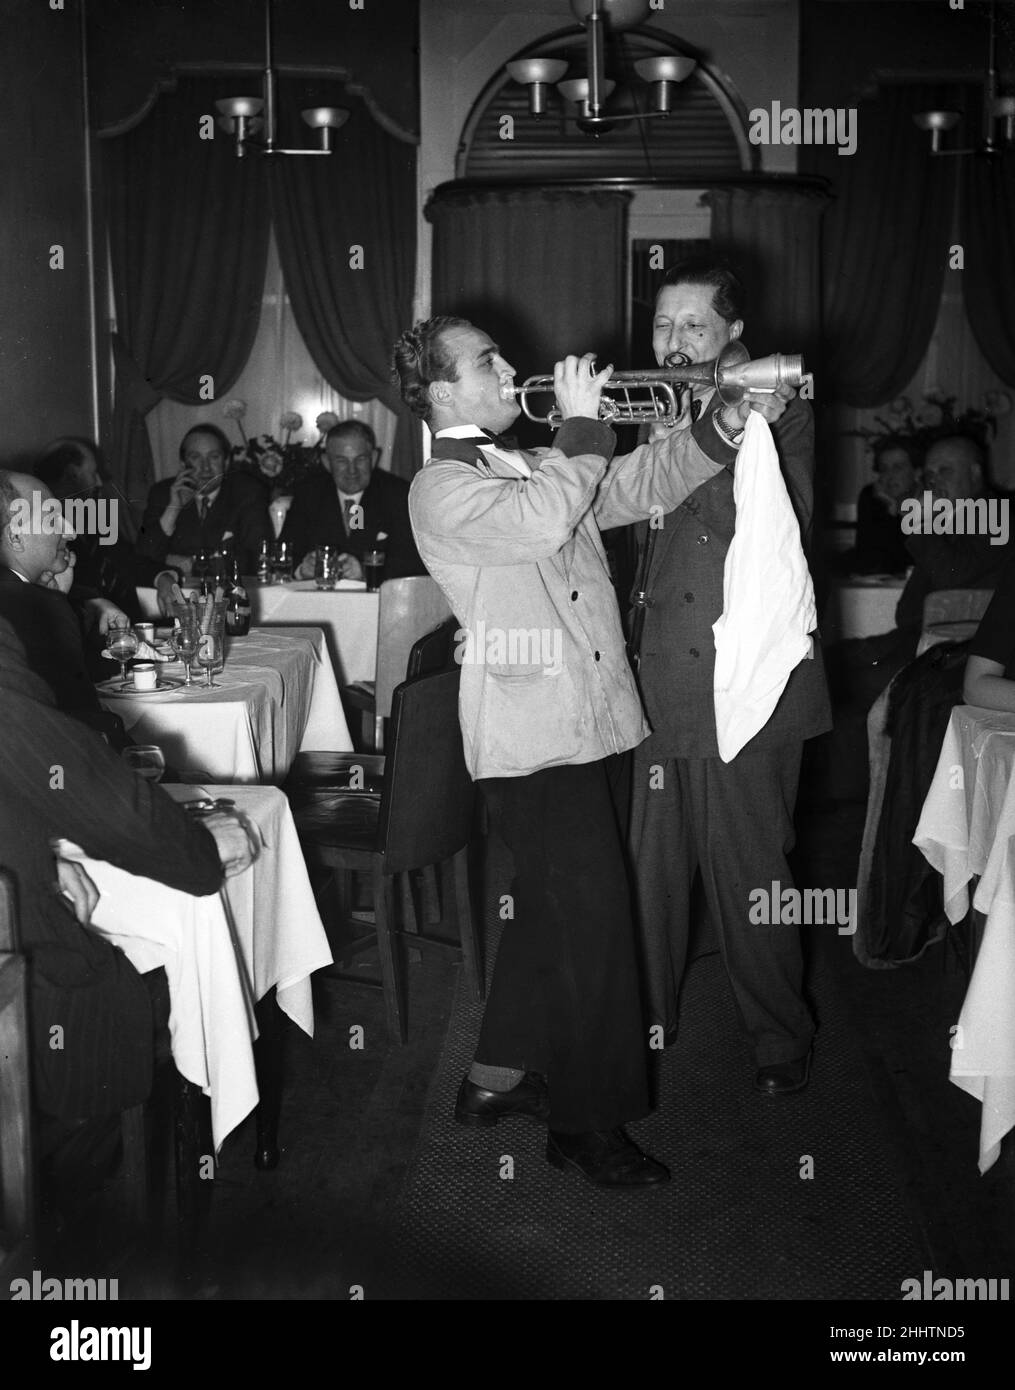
[628,392,832,1065]
[136,470,272,575]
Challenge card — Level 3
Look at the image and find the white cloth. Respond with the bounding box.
[914,705,1015,1172]
[247,583,379,685]
[61,784,333,1151]
[712,412,817,763]
[97,627,351,782]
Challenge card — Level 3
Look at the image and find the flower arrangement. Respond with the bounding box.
[222,402,341,495]
[846,388,1012,458]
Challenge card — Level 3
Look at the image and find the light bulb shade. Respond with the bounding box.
[570,0,650,29]
[215,96,265,119]
[301,106,350,131]
[506,58,568,85]
[216,113,264,136]
[913,110,960,132]
[558,77,616,105]
[634,55,696,84]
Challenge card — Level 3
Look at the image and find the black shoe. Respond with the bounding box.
[454,1072,550,1127]
[755,1051,811,1096]
[546,1128,670,1187]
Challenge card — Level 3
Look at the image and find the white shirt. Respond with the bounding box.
[435,424,533,479]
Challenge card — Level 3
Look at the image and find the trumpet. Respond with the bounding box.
[511,343,807,426]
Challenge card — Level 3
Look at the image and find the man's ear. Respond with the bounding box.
[428,380,452,411]
[728,319,744,343]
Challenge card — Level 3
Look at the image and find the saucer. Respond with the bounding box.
[98,676,186,697]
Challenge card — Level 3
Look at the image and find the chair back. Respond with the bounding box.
[374,578,454,720]
[406,616,459,679]
[921,588,993,630]
[0,868,35,1280]
[377,666,473,873]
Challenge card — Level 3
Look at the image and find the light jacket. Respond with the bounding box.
[409,411,735,779]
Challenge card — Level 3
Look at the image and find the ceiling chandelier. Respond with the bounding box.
[914,0,1014,155]
[506,0,696,129]
[215,0,349,157]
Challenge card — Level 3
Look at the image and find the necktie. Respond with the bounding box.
[690,397,703,423]
[343,497,357,534]
[198,496,209,522]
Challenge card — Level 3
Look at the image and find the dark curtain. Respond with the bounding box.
[268,85,420,480]
[963,150,1015,385]
[816,85,958,407]
[105,75,270,529]
[709,184,830,362]
[427,187,631,449]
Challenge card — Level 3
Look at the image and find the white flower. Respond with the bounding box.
[316,411,339,433]
[280,411,302,432]
[222,399,247,420]
[984,390,1012,418]
[259,450,284,479]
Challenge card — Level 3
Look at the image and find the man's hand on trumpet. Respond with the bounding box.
[553,352,614,422]
[719,379,796,435]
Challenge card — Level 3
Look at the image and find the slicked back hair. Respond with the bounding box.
[391,316,473,424]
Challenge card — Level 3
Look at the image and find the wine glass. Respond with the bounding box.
[105,616,139,685]
[196,631,221,688]
[169,617,199,686]
[121,745,166,782]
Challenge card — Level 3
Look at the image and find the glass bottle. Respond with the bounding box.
[225,559,251,636]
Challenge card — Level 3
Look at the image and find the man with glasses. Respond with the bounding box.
[137,423,271,580]
[282,420,425,581]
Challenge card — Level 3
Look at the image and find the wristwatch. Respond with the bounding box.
[713,407,745,448]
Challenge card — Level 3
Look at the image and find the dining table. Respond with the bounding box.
[245,580,380,685]
[822,574,907,642]
[57,783,333,1152]
[913,704,1015,1173]
[96,626,352,783]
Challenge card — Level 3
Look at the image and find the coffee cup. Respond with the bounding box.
[132,662,159,691]
[135,622,155,646]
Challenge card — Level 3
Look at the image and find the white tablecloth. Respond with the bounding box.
[913,705,1015,1172]
[61,784,333,1151]
[823,576,906,641]
[246,581,379,685]
[97,627,351,783]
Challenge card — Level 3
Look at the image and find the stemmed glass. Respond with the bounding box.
[121,745,166,782]
[105,615,139,686]
[196,631,222,688]
[169,616,199,686]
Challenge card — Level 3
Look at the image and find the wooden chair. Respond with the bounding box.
[290,666,483,1042]
[343,577,454,750]
[0,870,35,1283]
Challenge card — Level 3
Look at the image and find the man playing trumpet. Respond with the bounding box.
[392,314,766,1187]
[628,258,831,1096]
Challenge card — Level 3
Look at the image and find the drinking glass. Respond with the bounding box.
[272,541,294,583]
[195,598,227,687]
[363,549,386,592]
[315,545,339,590]
[121,745,166,782]
[169,611,199,686]
[196,632,222,688]
[105,616,139,684]
[192,550,212,593]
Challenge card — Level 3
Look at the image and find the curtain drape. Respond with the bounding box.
[963,150,1015,386]
[105,75,271,529]
[267,86,420,480]
[709,184,830,361]
[817,85,958,407]
[427,187,631,449]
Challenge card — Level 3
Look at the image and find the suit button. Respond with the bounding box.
[697,534,709,545]
[594,651,601,661]
[571,591,578,601]
[689,648,700,658]
[684,592,694,603]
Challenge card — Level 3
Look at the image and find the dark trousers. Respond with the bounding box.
[476,758,650,1133]
[629,742,815,1067]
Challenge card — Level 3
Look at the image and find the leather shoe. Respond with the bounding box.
[546,1128,670,1187]
[455,1073,550,1127]
[755,1051,811,1096]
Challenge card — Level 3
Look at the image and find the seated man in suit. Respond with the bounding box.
[136,423,271,579]
[0,469,129,742]
[0,615,253,1198]
[282,420,425,581]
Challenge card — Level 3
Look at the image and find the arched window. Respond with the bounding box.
[458,26,753,181]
